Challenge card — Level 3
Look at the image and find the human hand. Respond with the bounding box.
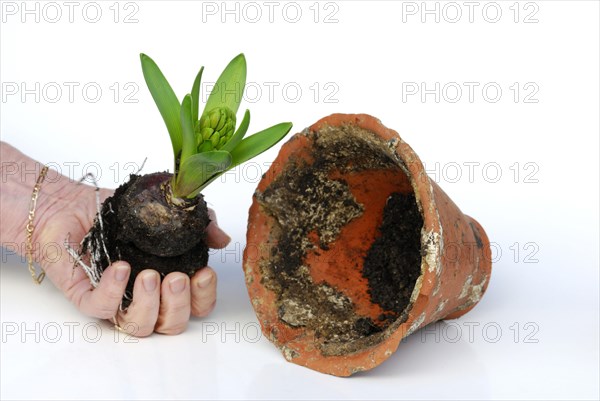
[34,178,231,337]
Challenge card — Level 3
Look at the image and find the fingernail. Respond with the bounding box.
[143,272,158,292]
[217,228,232,247]
[115,263,130,282]
[169,276,186,294]
[197,269,213,288]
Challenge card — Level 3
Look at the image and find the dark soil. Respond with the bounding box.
[82,172,210,306]
[362,192,423,326]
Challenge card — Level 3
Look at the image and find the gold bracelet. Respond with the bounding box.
[25,165,49,285]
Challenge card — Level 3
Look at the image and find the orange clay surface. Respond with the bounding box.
[243,114,492,376]
[305,167,413,325]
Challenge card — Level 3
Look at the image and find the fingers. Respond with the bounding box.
[78,262,131,319]
[77,263,217,337]
[115,269,160,337]
[191,267,217,317]
[154,272,191,335]
[206,208,231,249]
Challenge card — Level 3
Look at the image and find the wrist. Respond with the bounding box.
[0,142,93,260]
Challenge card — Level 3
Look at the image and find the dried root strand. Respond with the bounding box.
[63,173,132,305]
[63,186,110,290]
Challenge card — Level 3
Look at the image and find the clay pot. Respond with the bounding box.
[243,114,492,376]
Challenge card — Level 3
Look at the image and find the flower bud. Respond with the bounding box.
[196,107,236,151]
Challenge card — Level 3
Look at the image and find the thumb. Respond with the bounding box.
[206,208,231,249]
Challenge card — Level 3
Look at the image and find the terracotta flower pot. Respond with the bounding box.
[243,114,492,376]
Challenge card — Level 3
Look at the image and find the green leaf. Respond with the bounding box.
[221,109,250,152]
[174,151,232,198]
[140,53,182,159]
[203,54,246,118]
[191,66,204,123]
[230,122,293,168]
[180,94,196,165]
[196,121,292,192]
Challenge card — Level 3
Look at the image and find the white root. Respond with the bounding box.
[135,157,147,174]
[65,234,100,288]
[63,173,132,306]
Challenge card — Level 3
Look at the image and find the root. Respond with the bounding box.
[135,158,147,174]
[63,173,132,306]
[65,233,101,288]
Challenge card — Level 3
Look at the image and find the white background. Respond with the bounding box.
[1,1,599,399]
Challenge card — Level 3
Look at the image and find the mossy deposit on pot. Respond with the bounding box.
[255,123,423,355]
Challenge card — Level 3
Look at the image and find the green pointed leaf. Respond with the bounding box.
[191,66,204,123]
[230,122,293,168]
[195,121,292,192]
[140,53,182,159]
[221,109,250,152]
[180,94,196,164]
[174,151,232,198]
[203,54,246,118]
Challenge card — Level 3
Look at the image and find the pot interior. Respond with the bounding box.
[256,123,423,355]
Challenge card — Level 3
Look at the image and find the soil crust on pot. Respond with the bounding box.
[83,172,210,306]
[255,123,423,356]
